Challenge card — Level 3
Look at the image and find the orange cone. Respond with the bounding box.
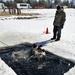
[46,27,49,34]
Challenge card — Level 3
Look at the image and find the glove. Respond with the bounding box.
[61,24,64,29]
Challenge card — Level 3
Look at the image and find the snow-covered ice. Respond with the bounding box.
[0,8,75,75]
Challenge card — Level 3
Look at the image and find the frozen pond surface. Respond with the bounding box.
[0,9,75,75]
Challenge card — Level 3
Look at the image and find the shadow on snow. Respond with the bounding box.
[34,39,55,47]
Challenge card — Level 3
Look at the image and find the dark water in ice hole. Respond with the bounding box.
[0,42,75,75]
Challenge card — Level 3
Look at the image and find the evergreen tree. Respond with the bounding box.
[23,0,27,2]
[0,0,3,2]
[38,0,45,6]
[54,0,61,5]
[14,0,23,3]
[62,0,69,7]
[46,0,51,8]
[30,0,38,8]
[27,0,30,4]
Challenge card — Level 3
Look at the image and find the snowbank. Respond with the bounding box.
[0,58,17,75]
[64,66,75,75]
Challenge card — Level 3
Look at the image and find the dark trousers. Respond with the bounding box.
[53,25,62,40]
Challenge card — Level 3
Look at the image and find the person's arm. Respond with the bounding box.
[53,11,57,25]
[61,11,66,28]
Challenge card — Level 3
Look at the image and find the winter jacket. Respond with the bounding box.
[53,10,66,26]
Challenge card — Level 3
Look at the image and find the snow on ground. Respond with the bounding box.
[0,58,17,75]
[0,8,75,75]
[64,66,75,75]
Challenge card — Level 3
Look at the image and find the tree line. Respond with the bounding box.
[0,0,75,8]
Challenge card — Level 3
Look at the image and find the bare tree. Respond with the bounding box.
[71,0,75,8]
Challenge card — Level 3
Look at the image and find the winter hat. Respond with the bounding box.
[57,5,61,10]
[33,44,37,48]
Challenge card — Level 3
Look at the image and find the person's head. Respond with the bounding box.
[61,6,64,11]
[57,5,61,10]
[33,44,38,49]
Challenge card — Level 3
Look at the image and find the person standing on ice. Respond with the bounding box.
[51,6,66,41]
